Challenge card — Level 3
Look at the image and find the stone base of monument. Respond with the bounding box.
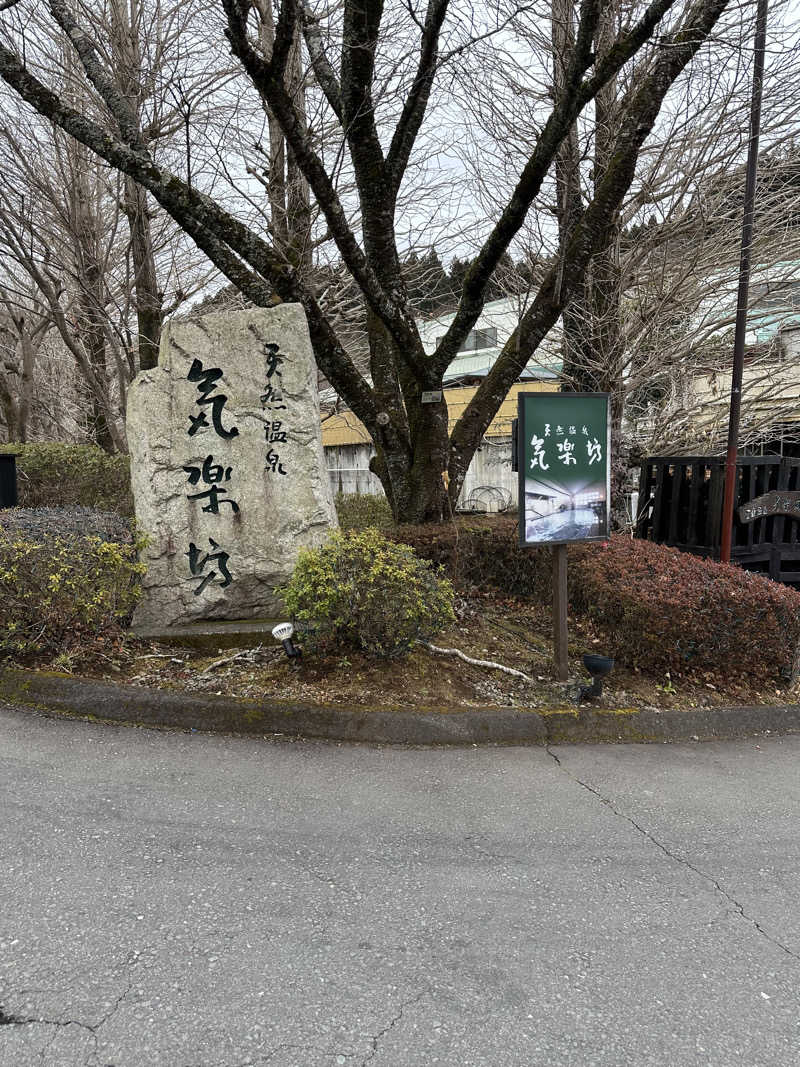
[132,617,285,652]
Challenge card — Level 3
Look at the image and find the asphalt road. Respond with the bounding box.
[1,705,799,1067]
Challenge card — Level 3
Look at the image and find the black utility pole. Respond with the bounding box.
[720,0,769,564]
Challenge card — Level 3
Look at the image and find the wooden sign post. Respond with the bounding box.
[553,543,569,681]
[517,393,611,682]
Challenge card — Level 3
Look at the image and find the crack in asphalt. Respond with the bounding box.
[360,989,429,1066]
[0,1007,29,1025]
[0,1008,93,1033]
[0,974,135,1067]
[546,746,800,963]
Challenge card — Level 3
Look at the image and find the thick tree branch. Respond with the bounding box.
[49,0,146,150]
[270,0,299,77]
[431,0,678,379]
[338,0,409,300]
[447,0,731,491]
[299,2,343,121]
[156,215,380,438]
[0,40,381,430]
[0,46,283,284]
[223,0,424,369]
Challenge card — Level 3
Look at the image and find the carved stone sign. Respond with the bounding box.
[739,491,800,523]
[127,304,337,630]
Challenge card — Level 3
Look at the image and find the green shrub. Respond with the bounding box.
[0,443,133,515]
[0,531,145,659]
[335,492,394,531]
[396,519,800,684]
[280,528,455,657]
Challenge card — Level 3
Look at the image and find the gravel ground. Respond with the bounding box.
[0,506,133,543]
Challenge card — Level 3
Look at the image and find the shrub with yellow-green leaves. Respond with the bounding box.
[280,529,455,658]
[0,531,145,659]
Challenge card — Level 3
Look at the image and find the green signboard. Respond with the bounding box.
[518,392,610,545]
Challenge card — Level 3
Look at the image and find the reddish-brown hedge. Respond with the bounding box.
[394,519,800,683]
[569,537,800,682]
[392,516,551,599]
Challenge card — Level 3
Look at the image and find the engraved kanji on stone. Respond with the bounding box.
[266,420,288,444]
[265,448,288,476]
[186,538,233,595]
[187,359,239,440]
[183,454,240,513]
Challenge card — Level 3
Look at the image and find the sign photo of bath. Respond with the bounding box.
[518,392,610,546]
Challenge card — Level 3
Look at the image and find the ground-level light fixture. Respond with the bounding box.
[578,653,614,702]
[272,622,301,662]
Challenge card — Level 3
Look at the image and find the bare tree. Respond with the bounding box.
[543,2,800,467]
[0,0,735,516]
[0,284,51,442]
[0,0,221,449]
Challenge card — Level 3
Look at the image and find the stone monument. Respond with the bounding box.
[127,304,337,631]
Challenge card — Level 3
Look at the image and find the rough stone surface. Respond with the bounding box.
[127,304,336,629]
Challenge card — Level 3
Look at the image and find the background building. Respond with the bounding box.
[323,297,562,511]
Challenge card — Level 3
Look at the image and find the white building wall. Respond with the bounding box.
[326,438,518,513]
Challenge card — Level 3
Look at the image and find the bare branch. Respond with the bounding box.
[432,0,679,378]
[385,0,449,196]
[448,0,732,481]
[299,1,343,120]
[222,0,423,366]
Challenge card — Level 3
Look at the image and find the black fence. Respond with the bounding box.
[0,453,17,509]
[637,455,800,583]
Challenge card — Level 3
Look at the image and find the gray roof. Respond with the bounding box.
[442,348,560,383]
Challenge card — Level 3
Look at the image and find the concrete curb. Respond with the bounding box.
[2,668,800,746]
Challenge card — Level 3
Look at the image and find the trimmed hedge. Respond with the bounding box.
[0,443,133,515]
[394,519,800,683]
[393,516,551,598]
[335,492,394,531]
[569,537,800,683]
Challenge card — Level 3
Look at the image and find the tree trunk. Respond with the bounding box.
[82,303,115,453]
[364,310,450,522]
[257,3,312,277]
[109,0,163,373]
[0,368,19,441]
[123,176,162,372]
[70,144,118,453]
[15,328,35,442]
[371,425,451,523]
[285,32,313,276]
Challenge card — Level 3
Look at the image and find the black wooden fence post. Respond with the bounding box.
[0,453,18,509]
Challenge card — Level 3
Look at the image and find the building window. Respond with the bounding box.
[436,326,498,353]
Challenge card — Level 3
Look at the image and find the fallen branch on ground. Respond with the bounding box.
[418,641,534,683]
[200,645,266,675]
